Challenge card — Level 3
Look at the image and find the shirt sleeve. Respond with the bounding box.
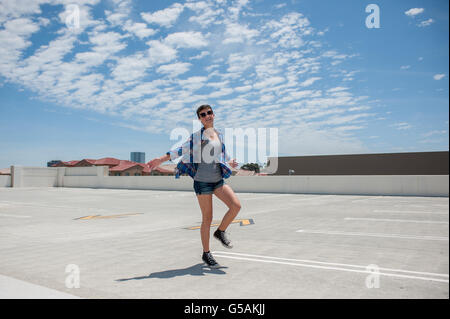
[166,134,192,162]
[223,143,231,162]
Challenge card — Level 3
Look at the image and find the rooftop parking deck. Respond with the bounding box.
[0,187,448,298]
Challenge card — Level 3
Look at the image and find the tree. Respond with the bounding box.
[240,163,260,173]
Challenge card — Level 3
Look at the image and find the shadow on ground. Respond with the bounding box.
[116,263,228,282]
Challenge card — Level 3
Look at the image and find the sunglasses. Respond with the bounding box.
[199,110,213,118]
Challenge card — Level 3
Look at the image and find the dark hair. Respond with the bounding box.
[196,104,213,118]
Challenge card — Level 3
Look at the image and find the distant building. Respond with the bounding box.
[267,151,449,175]
[131,152,145,164]
[52,157,176,176]
[47,160,62,167]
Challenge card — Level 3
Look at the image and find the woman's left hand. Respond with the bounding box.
[228,159,238,168]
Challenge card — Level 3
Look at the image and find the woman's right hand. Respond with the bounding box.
[147,158,162,170]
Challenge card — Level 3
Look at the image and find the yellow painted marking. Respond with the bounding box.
[75,213,143,220]
[187,218,254,230]
[238,219,251,226]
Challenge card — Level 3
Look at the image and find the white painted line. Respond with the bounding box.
[212,251,449,278]
[344,217,449,225]
[0,213,31,218]
[373,209,448,215]
[291,195,338,202]
[296,229,449,241]
[212,251,449,283]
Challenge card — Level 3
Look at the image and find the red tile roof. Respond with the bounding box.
[94,157,121,166]
[0,168,10,175]
[74,159,97,166]
[53,158,196,175]
[64,160,80,166]
[109,160,150,173]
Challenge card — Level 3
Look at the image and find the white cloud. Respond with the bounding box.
[317,113,373,127]
[223,22,260,44]
[57,3,101,34]
[227,53,256,73]
[264,12,312,48]
[235,85,252,93]
[111,53,150,83]
[157,62,192,77]
[208,87,234,98]
[0,0,373,156]
[177,76,208,91]
[433,74,446,80]
[123,21,157,39]
[0,18,41,77]
[253,76,285,90]
[391,122,412,130]
[400,65,410,70]
[348,106,371,112]
[89,31,127,55]
[141,3,184,27]
[300,77,321,87]
[185,1,224,26]
[0,0,45,23]
[105,10,127,25]
[165,31,209,48]
[405,8,424,17]
[228,0,250,21]
[278,90,320,103]
[275,3,287,9]
[189,51,210,60]
[423,130,447,137]
[327,87,349,93]
[3,18,40,35]
[147,40,178,64]
[418,18,434,27]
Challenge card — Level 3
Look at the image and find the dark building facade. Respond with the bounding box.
[130,152,145,164]
[47,160,62,167]
[267,151,449,175]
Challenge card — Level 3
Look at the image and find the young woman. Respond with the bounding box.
[147,104,241,268]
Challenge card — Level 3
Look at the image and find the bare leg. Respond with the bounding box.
[213,184,241,231]
[196,193,213,252]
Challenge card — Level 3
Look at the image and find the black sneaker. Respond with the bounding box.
[213,229,233,249]
[202,251,220,268]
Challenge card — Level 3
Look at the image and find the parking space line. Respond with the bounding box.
[344,217,448,224]
[373,209,448,215]
[212,251,449,283]
[296,229,449,241]
[0,213,32,218]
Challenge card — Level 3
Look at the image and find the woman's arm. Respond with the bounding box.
[147,133,194,169]
[147,153,170,170]
[223,143,238,168]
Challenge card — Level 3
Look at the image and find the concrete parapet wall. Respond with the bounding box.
[0,175,11,187]
[226,175,449,197]
[7,166,449,197]
[11,166,58,187]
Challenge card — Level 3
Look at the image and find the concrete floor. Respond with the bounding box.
[0,186,448,299]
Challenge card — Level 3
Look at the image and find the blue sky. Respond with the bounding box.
[0,0,448,168]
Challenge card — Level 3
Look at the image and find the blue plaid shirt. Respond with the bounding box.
[166,126,233,179]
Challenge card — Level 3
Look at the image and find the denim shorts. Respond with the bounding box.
[193,179,224,195]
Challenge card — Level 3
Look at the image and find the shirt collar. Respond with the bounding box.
[201,126,223,140]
